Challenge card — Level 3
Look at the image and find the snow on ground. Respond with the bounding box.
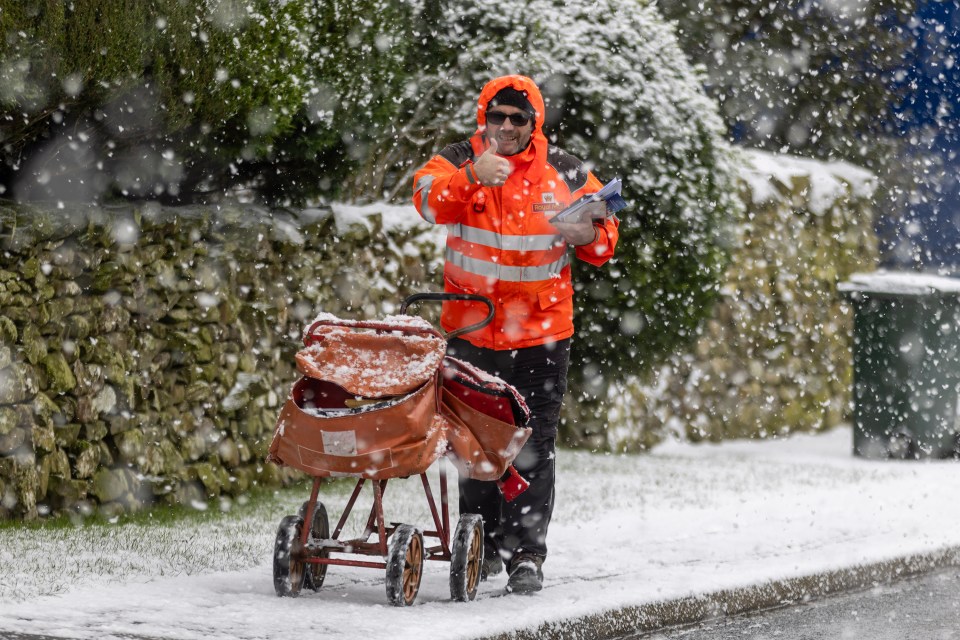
[1,426,959,640]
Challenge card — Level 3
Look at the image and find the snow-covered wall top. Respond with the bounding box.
[839,271,960,295]
[740,149,877,215]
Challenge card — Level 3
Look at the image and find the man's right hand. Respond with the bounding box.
[473,139,512,187]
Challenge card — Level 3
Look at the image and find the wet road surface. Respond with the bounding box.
[635,567,960,640]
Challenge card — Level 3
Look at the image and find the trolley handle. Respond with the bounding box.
[400,293,495,341]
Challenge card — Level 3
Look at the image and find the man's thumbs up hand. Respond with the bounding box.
[473,139,512,186]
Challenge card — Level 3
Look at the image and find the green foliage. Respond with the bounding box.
[611,152,878,449]
[0,0,396,203]
[657,0,923,272]
[1,0,741,436]
[657,0,914,171]
[1,1,146,113]
[375,0,742,433]
[254,0,417,203]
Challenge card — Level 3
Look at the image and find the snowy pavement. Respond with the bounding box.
[2,426,959,640]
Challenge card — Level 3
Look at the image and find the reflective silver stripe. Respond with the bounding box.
[464,163,478,184]
[414,175,437,224]
[445,247,570,282]
[448,225,562,252]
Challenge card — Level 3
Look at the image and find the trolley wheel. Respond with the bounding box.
[385,524,424,607]
[449,513,484,602]
[298,500,330,591]
[273,515,306,597]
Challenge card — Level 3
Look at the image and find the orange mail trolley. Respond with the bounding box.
[266,294,532,606]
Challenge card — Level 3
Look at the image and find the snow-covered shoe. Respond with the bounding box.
[506,557,543,594]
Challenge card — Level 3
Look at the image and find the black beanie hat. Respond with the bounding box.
[486,87,535,115]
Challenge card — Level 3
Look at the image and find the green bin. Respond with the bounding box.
[840,272,960,459]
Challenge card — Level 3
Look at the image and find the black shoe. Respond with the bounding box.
[481,548,502,581]
[506,557,543,594]
[481,556,502,581]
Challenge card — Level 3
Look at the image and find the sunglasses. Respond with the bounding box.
[485,110,533,126]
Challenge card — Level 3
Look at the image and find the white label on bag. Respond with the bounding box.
[322,430,358,456]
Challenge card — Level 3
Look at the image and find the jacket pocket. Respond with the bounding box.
[443,274,492,331]
[445,273,478,295]
[536,280,574,310]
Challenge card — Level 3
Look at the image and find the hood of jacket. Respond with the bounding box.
[472,75,549,178]
[476,75,546,131]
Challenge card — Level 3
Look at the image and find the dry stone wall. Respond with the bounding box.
[605,150,879,449]
[0,150,878,519]
[0,202,439,520]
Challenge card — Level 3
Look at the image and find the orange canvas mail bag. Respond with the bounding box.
[267,317,448,479]
[440,357,532,481]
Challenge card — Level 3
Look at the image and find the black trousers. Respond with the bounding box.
[445,337,570,566]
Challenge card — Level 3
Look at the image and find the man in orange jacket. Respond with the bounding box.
[413,75,619,594]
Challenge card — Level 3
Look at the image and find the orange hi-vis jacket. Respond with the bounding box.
[412,75,619,350]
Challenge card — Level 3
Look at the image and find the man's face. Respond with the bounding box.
[485,105,534,156]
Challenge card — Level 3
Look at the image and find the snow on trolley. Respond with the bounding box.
[266,293,532,606]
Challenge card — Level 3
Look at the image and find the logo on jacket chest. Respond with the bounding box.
[532,192,563,212]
